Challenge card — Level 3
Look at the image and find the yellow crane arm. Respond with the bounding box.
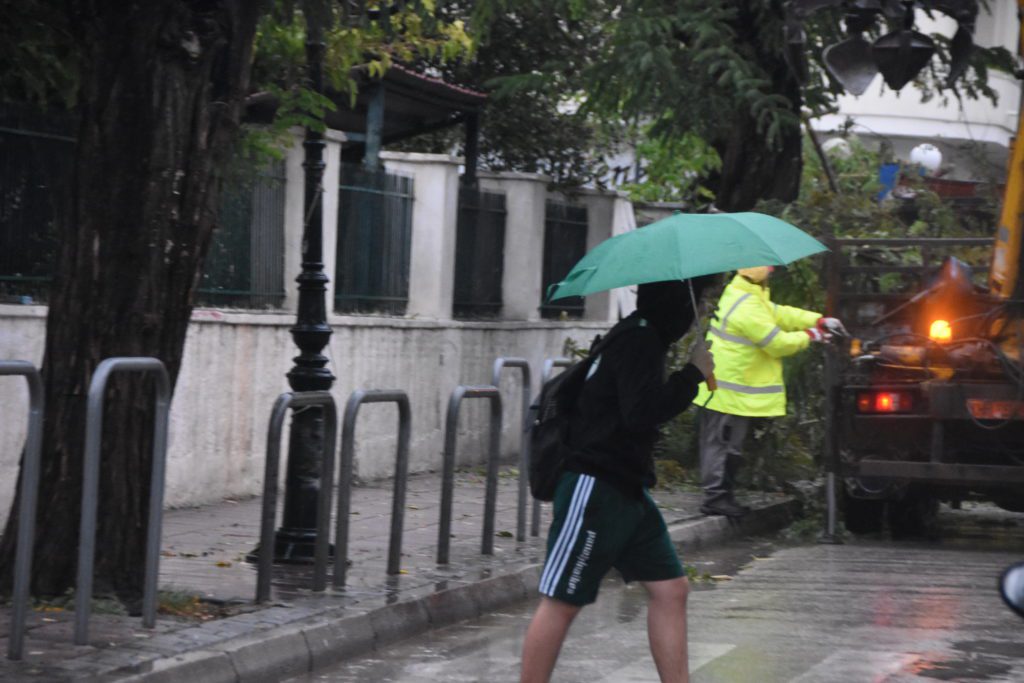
[988,0,1024,298]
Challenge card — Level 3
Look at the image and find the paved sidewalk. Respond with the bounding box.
[0,467,798,682]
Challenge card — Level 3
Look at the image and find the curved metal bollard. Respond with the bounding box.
[75,357,170,646]
[256,391,337,603]
[491,358,532,542]
[532,358,572,537]
[821,344,842,544]
[334,389,411,588]
[2,361,44,660]
[437,385,502,564]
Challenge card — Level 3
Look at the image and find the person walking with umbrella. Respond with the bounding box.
[695,265,847,518]
[520,278,715,683]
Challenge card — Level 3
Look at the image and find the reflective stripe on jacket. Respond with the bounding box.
[693,275,820,417]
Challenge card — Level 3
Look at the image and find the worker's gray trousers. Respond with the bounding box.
[699,408,752,504]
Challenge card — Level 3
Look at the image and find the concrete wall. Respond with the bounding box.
[0,142,634,526]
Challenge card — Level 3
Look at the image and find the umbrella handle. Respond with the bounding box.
[705,373,718,391]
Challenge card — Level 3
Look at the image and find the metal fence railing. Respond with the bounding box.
[540,200,588,319]
[453,187,507,319]
[0,112,75,304]
[198,161,287,309]
[335,164,414,315]
[0,104,286,310]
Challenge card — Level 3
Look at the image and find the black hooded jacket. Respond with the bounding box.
[565,279,709,497]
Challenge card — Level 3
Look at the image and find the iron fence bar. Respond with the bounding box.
[533,358,572,537]
[0,276,51,283]
[491,358,532,542]
[334,389,411,587]
[255,390,337,603]
[337,184,413,199]
[437,385,502,564]
[2,361,43,660]
[0,125,76,143]
[75,357,170,645]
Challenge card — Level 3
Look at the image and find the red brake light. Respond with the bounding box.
[856,391,913,414]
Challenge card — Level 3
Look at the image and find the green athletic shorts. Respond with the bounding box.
[538,471,684,606]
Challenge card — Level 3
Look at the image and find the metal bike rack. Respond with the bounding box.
[532,358,572,537]
[2,361,43,660]
[334,389,411,588]
[437,385,502,564]
[75,357,170,645]
[820,345,842,544]
[491,358,532,542]
[255,391,338,603]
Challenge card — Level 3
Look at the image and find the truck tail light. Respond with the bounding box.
[856,390,914,414]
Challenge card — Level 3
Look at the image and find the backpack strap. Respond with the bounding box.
[589,316,647,358]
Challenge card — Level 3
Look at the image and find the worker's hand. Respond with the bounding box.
[690,336,716,380]
[806,327,830,343]
[817,317,849,338]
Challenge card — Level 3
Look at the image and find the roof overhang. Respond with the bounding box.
[245,64,486,144]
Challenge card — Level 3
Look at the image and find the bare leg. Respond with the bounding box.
[520,596,582,683]
[643,577,690,683]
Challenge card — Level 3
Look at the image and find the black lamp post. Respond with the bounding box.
[273,8,336,563]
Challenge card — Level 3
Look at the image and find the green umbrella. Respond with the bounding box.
[546,212,828,302]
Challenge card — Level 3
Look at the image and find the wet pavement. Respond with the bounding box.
[1,466,794,681]
[287,504,1024,683]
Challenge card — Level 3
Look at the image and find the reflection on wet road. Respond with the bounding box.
[288,505,1024,682]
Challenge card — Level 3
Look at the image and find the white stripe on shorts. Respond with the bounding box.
[539,474,595,595]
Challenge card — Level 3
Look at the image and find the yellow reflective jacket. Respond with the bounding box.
[693,275,820,417]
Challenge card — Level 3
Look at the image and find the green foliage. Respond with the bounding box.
[461,0,1011,204]
[244,0,475,162]
[0,1,77,106]
[619,129,721,204]
[395,0,608,187]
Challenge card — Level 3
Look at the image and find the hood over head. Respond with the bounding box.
[636,276,714,346]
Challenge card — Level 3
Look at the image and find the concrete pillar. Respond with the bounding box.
[578,191,614,321]
[282,128,345,314]
[479,171,550,321]
[322,129,345,308]
[550,188,637,323]
[282,130,305,314]
[381,152,461,319]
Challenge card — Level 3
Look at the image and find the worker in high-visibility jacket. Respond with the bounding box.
[694,265,846,518]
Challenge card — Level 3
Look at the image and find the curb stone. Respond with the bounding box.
[222,624,312,683]
[301,613,376,671]
[65,497,799,683]
[110,650,236,683]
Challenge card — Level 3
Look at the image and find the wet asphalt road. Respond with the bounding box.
[287,503,1024,682]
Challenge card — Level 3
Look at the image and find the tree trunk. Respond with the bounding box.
[711,0,803,212]
[0,1,261,606]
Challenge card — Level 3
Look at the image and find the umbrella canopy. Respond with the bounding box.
[546,212,828,302]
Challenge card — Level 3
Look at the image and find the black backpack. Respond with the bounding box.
[527,319,642,501]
